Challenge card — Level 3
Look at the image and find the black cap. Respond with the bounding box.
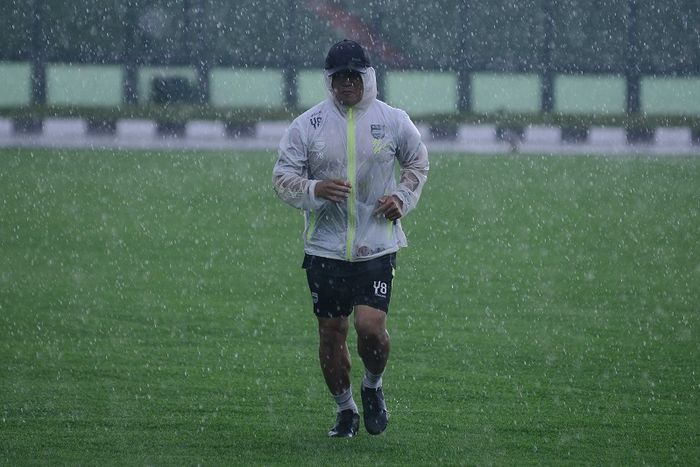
[324,39,371,76]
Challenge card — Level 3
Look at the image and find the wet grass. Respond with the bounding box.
[1,148,698,464]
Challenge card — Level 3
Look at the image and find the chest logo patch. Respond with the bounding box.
[370,124,385,139]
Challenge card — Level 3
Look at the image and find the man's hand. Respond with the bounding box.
[373,195,403,221]
[315,179,352,202]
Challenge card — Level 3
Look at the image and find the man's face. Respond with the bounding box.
[331,70,364,107]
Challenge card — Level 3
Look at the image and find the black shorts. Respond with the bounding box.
[302,253,396,318]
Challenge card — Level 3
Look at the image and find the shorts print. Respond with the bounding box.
[303,253,395,318]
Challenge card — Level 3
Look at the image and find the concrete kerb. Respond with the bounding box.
[0,117,698,155]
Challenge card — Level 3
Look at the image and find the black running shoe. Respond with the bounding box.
[361,386,388,435]
[327,409,360,438]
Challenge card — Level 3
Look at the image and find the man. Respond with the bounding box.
[272,39,429,438]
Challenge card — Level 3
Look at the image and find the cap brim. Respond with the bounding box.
[325,65,368,76]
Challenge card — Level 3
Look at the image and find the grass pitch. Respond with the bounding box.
[1,148,698,464]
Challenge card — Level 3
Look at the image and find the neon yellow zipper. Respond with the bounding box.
[306,210,316,241]
[345,107,357,261]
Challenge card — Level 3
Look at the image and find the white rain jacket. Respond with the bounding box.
[272,67,429,262]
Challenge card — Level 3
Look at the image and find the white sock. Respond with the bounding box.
[333,387,358,413]
[362,369,384,389]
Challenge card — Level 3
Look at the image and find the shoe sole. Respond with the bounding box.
[364,416,388,435]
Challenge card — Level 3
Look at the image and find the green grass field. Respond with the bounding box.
[1,148,698,465]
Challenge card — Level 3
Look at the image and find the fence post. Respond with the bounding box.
[188,0,210,105]
[373,44,386,103]
[123,0,139,104]
[625,0,641,114]
[30,0,46,106]
[457,0,471,113]
[283,0,298,110]
[373,8,386,102]
[540,0,555,113]
[374,65,386,102]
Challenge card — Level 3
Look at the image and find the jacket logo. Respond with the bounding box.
[370,124,385,139]
[310,116,322,129]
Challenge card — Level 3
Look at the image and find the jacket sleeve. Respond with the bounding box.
[393,111,429,216]
[272,120,326,211]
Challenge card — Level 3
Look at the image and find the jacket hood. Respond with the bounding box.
[324,66,378,114]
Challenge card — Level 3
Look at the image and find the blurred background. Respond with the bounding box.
[0,0,698,118]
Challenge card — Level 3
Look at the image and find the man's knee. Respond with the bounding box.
[354,306,387,341]
[318,317,349,346]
